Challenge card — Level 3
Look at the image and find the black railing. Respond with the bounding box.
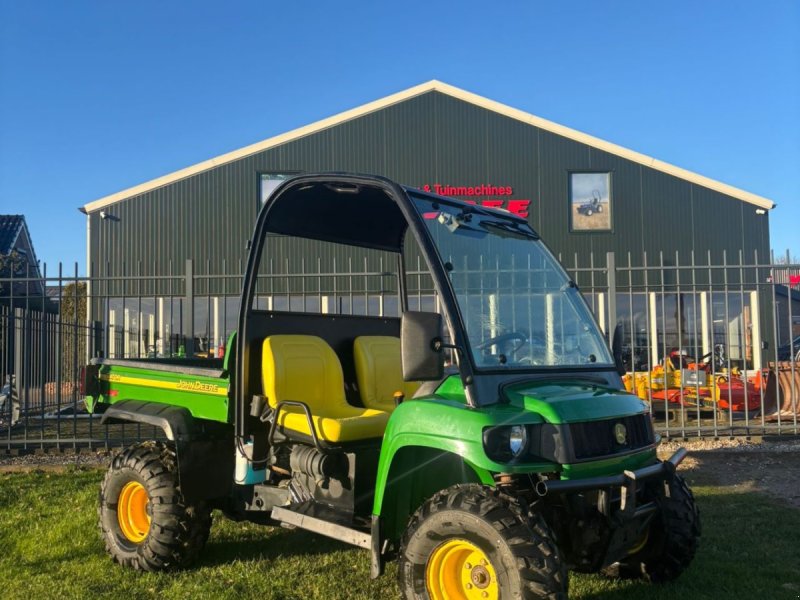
[1,252,798,452]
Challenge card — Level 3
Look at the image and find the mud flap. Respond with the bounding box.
[371,514,384,579]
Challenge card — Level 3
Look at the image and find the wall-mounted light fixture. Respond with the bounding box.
[99,210,121,222]
[755,208,766,215]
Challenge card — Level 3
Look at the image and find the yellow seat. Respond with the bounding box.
[353,336,421,412]
[262,335,389,443]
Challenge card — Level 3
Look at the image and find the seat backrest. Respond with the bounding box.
[353,336,421,412]
[262,335,347,414]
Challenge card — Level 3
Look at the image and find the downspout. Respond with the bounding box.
[79,206,91,362]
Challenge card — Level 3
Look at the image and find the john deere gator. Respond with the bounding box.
[84,173,700,599]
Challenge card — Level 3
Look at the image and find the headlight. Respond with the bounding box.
[483,425,531,462]
[509,425,527,458]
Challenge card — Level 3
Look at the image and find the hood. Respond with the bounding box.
[503,379,650,425]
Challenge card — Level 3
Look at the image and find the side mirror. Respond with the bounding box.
[612,323,626,376]
[401,311,444,381]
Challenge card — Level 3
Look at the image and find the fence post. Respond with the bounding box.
[3,308,14,381]
[183,259,195,357]
[606,252,617,344]
[92,321,104,359]
[750,290,762,369]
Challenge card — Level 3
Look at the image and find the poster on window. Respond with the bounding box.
[570,172,611,231]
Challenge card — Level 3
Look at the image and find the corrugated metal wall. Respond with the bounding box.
[88,90,771,294]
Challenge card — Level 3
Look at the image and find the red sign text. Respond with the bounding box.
[420,184,531,218]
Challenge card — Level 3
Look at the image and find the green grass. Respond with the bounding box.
[0,469,798,599]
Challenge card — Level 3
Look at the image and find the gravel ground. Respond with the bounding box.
[0,449,113,471]
[658,437,800,509]
[3,437,800,509]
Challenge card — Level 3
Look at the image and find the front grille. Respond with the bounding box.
[569,414,654,460]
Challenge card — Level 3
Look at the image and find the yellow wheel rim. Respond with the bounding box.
[117,481,151,543]
[627,529,649,555]
[425,539,499,600]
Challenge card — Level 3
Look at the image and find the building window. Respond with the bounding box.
[609,290,761,371]
[569,172,611,232]
[259,173,297,206]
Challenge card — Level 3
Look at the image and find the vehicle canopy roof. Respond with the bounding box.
[262,172,527,252]
[245,173,617,411]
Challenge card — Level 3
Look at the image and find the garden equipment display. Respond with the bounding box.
[624,346,762,412]
[83,173,700,598]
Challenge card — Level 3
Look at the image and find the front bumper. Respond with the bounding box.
[537,448,688,568]
[537,447,686,497]
[538,448,686,527]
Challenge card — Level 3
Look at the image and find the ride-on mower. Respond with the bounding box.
[84,173,699,599]
[576,189,603,217]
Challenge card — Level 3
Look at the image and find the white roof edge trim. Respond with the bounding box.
[8,221,22,251]
[82,79,775,213]
[13,222,42,277]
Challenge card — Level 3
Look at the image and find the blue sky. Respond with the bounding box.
[1,0,798,271]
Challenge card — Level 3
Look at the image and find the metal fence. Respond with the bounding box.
[1,251,799,453]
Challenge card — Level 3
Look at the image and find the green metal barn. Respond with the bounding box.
[79,81,776,367]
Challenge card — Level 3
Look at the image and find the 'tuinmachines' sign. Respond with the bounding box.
[420,184,530,218]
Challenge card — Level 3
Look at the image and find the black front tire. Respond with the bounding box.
[398,484,567,599]
[98,441,212,571]
[606,473,700,582]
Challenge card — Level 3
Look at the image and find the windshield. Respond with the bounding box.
[411,193,613,369]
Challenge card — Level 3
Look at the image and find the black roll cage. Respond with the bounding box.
[235,173,481,437]
[234,172,620,438]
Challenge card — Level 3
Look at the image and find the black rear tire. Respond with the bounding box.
[605,473,700,582]
[398,484,567,599]
[98,441,212,571]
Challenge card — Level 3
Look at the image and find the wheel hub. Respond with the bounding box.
[470,564,491,589]
[426,538,499,600]
[117,480,151,543]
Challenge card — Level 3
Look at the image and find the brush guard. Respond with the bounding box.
[536,448,688,566]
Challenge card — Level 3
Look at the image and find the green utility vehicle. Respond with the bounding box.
[84,173,699,599]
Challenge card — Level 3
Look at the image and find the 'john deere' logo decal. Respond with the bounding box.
[177,380,218,393]
[614,423,628,445]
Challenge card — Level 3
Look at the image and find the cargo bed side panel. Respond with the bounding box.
[96,364,230,423]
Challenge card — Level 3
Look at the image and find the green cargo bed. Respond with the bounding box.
[87,357,231,423]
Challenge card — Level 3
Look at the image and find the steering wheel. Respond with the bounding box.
[700,347,726,370]
[475,331,528,363]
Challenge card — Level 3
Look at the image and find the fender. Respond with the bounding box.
[372,397,545,554]
[372,396,557,517]
[101,399,234,502]
[370,444,491,577]
[101,399,195,441]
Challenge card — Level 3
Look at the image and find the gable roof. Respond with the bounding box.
[0,215,26,254]
[81,80,775,213]
[0,214,42,280]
